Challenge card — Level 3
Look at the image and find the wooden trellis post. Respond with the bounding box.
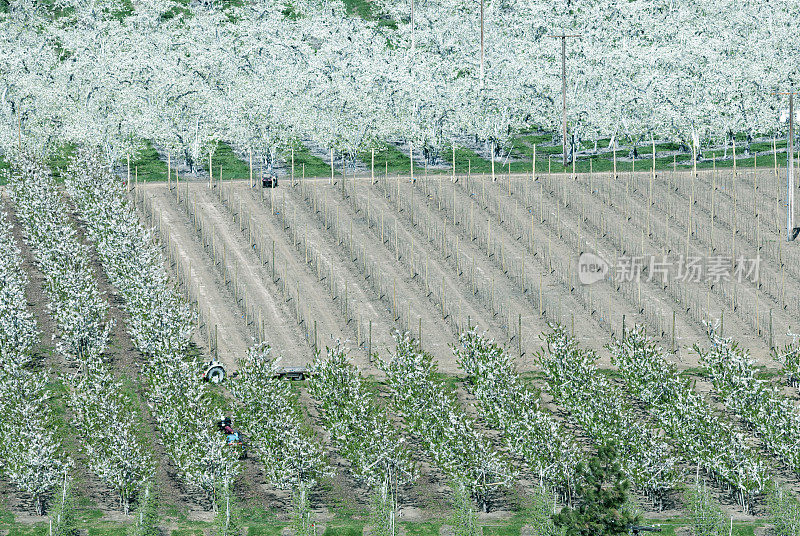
[410,141,414,183]
[452,144,456,183]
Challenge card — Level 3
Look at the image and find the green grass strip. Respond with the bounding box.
[129,140,168,182]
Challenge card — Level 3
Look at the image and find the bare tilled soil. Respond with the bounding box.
[572,166,791,360]
[399,173,613,361]
[359,176,545,367]
[232,184,401,372]
[136,166,798,371]
[138,185,258,369]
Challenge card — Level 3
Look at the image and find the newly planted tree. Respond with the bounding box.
[308,343,415,534]
[454,329,578,493]
[380,333,512,512]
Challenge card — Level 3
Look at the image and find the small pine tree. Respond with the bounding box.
[553,445,638,536]
[49,473,78,536]
[450,483,480,536]
[684,482,727,536]
[212,483,243,536]
[128,486,160,536]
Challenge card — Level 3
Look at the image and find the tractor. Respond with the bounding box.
[628,526,662,535]
[274,366,311,381]
[201,360,226,383]
[217,417,247,459]
[203,360,309,383]
[262,172,278,188]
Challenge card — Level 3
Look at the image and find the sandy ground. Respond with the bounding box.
[140,186,253,370]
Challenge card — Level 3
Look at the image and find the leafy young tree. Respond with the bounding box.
[1,370,68,515]
[526,485,561,536]
[128,485,160,536]
[449,483,481,536]
[0,207,67,515]
[553,445,638,536]
[774,339,800,389]
[609,326,766,511]
[380,333,512,512]
[308,343,416,536]
[63,149,238,505]
[538,326,678,507]
[229,342,329,492]
[291,487,315,536]
[766,482,800,536]
[49,473,79,536]
[454,329,578,493]
[0,210,38,368]
[684,482,727,536]
[212,483,243,536]
[696,325,800,475]
[69,361,156,514]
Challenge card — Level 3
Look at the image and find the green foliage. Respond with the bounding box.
[281,2,302,20]
[553,446,638,536]
[240,507,278,524]
[211,485,243,536]
[49,476,79,536]
[341,0,375,19]
[452,147,495,174]
[129,140,169,182]
[684,483,727,536]
[525,486,561,536]
[203,143,250,180]
[369,484,396,536]
[128,486,160,536]
[766,483,800,536]
[449,484,480,536]
[292,488,315,536]
[170,530,203,536]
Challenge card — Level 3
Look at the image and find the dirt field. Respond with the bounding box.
[137,164,796,373]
